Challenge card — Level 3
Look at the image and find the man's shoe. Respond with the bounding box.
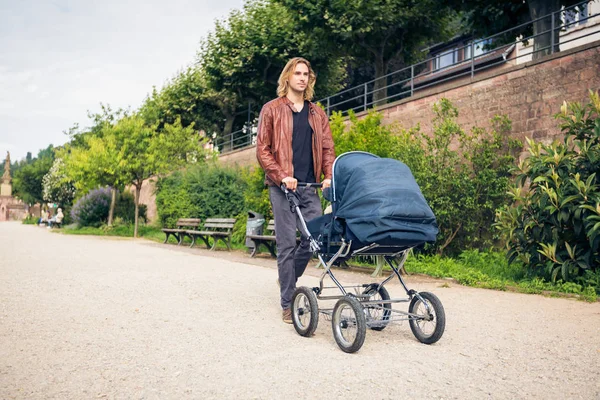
[282,308,292,324]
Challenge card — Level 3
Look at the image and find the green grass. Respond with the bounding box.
[22,215,39,225]
[400,249,598,302]
[58,225,598,302]
[346,249,597,302]
[60,223,248,250]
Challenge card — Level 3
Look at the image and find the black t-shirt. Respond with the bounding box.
[292,101,316,183]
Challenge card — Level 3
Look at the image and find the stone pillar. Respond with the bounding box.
[0,183,11,197]
[1,151,11,197]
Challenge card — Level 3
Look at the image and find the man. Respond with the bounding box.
[256,57,335,324]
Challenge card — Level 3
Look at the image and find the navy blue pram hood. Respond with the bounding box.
[319,152,438,247]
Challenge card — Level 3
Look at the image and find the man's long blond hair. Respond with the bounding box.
[277,57,316,101]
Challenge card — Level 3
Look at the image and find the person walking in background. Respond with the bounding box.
[256,57,336,324]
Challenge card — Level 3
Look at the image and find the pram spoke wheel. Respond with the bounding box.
[362,285,391,331]
[332,295,366,353]
[408,292,445,344]
[292,287,319,337]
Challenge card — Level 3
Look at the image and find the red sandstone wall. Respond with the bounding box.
[376,41,600,146]
[127,178,158,224]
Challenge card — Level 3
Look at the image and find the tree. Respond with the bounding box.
[275,0,456,104]
[60,134,123,226]
[198,0,345,145]
[12,146,55,205]
[101,115,206,237]
[446,0,584,60]
[42,158,76,209]
[60,104,132,226]
[64,104,129,149]
[139,67,224,138]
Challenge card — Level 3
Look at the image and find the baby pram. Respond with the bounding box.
[283,151,445,353]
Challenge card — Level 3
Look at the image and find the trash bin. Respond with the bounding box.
[245,210,265,249]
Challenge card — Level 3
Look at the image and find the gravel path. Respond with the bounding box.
[1,222,599,399]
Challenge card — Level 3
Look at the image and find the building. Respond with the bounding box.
[414,2,600,91]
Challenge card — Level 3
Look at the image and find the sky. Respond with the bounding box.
[0,0,245,162]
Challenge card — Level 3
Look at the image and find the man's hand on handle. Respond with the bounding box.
[282,177,329,191]
[282,176,298,191]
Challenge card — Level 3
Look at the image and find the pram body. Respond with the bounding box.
[285,151,445,353]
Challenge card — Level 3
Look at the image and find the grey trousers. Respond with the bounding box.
[269,186,322,309]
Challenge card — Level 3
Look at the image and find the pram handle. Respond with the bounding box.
[298,182,322,188]
[280,182,323,191]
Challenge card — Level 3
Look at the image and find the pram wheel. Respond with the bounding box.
[332,295,366,353]
[362,285,391,331]
[292,287,319,337]
[408,292,445,344]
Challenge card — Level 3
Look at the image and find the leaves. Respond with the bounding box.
[276,0,457,101]
[495,91,600,282]
[12,146,55,205]
[61,113,207,236]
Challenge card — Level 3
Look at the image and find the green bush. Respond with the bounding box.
[232,167,273,244]
[70,187,146,227]
[70,187,111,227]
[155,163,248,229]
[330,110,404,158]
[495,91,600,283]
[415,101,521,255]
[154,171,194,228]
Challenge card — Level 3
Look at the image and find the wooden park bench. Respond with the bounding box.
[187,218,237,251]
[246,219,277,258]
[162,218,202,245]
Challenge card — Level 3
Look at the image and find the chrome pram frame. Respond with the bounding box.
[283,182,446,354]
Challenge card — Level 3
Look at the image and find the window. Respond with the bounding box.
[562,4,589,29]
[465,38,493,59]
[433,48,458,70]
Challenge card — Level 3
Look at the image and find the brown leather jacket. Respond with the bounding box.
[256,96,336,186]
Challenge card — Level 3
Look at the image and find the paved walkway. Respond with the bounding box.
[1,222,599,399]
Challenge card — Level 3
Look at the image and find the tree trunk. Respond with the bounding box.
[134,183,141,238]
[372,55,388,106]
[107,187,116,227]
[529,0,561,60]
[221,113,235,152]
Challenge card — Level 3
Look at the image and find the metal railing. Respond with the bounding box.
[216,0,598,154]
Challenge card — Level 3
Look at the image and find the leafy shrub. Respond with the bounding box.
[413,100,521,255]
[155,171,194,228]
[232,167,273,244]
[155,163,248,229]
[186,164,247,219]
[495,91,600,283]
[71,187,111,227]
[330,110,403,158]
